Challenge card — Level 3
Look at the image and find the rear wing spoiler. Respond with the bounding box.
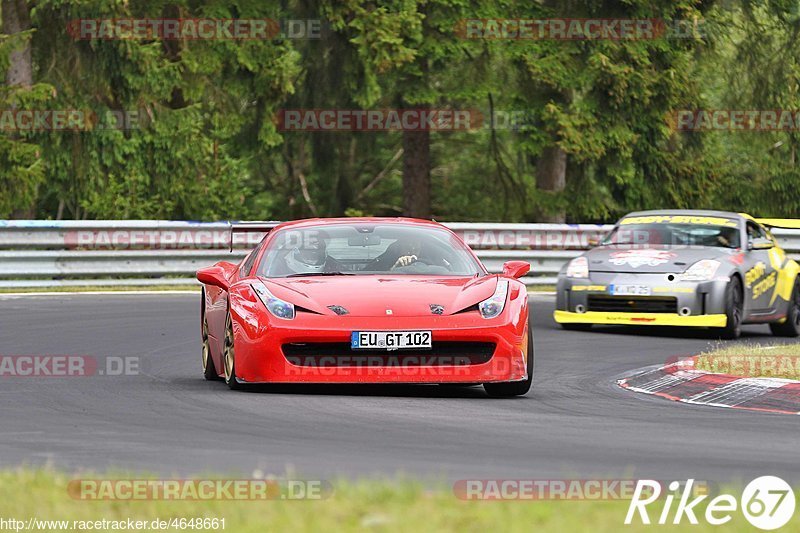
[229,222,280,252]
[756,219,800,231]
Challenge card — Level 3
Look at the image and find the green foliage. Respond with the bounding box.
[0,0,798,222]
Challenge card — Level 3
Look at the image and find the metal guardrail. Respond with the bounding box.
[1,220,799,288]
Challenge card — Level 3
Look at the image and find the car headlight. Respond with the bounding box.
[252,281,295,319]
[566,256,589,279]
[479,279,509,319]
[678,259,721,282]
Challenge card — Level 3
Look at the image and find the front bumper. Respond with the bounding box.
[553,310,727,327]
[554,272,729,328]
[232,311,529,384]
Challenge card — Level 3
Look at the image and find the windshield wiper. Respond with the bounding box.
[285,271,355,277]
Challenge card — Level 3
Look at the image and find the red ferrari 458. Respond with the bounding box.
[196,218,533,397]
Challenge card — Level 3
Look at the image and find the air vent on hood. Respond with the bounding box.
[430,304,445,315]
[327,305,349,316]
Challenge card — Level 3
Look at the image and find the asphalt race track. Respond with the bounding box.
[1,292,799,484]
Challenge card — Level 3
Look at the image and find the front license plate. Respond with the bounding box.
[610,284,652,296]
[351,331,432,350]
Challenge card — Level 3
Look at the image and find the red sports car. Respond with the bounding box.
[196,218,533,397]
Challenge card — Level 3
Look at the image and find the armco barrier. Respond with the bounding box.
[0,220,798,288]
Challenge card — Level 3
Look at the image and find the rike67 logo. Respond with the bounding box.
[626,477,796,530]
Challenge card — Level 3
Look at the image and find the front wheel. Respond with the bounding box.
[484,328,534,398]
[223,312,243,390]
[770,279,800,337]
[717,276,743,340]
[202,315,220,381]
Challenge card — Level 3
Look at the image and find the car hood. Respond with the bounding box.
[260,275,497,317]
[584,245,737,274]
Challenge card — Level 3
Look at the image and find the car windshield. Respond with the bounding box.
[258,223,484,277]
[601,222,741,249]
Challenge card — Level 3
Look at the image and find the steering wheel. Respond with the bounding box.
[391,257,432,271]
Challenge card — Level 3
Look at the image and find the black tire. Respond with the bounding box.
[560,322,592,331]
[770,279,800,337]
[484,328,534,398]
[717,276,743,340]
[201,314,220,381]
[223,311,243,390]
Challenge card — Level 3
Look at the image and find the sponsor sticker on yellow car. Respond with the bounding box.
[620,215,738,227]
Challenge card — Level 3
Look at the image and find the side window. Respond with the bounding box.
[746,221,773,249]
[746,222,763,242]
[239,240,264,277]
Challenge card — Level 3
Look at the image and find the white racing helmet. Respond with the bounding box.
[284,247,326,273]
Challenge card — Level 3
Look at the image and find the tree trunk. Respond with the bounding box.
[4,0,35,218]
[402,106,431,219]
[535,144,567,222]
[333,136,355,215]
[3,0,32,87]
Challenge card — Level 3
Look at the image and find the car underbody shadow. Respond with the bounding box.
[558,324,774,340]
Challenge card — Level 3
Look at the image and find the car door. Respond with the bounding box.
[743,220,778,314]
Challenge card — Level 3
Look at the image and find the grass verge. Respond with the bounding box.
[0,469,771,532]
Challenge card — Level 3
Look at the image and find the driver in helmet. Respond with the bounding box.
[281,230,344,275]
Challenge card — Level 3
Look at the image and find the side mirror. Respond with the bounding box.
[749,237,773,250]
[502,260,530,279]
[197,265,231,290]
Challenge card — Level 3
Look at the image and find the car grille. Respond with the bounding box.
[282,341,495,367]
[587,295,678,314]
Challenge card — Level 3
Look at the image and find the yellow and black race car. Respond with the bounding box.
[554,210,800,339]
